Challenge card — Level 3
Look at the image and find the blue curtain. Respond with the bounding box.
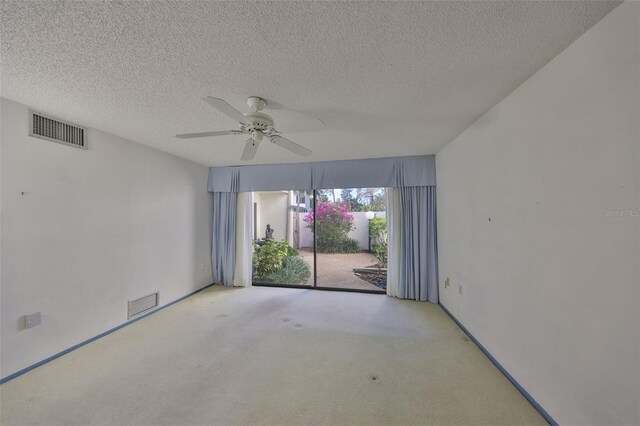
[388,186,439,303]
[211,191,238,286]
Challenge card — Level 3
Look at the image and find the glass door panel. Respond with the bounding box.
[313,188,386,293]
[252,190,313,287]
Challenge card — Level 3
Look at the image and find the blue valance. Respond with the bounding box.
[208,155,436,192]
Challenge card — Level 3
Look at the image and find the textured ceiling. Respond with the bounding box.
[1,1,620,166]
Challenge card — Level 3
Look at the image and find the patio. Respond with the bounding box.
[297,249,384,291]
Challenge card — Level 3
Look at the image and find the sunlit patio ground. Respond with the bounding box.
[297,248,383,291]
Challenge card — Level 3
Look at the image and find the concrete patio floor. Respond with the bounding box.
[297,248,384,291]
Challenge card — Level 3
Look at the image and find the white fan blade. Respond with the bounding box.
[176,130,241,139]
[270,135,312,157]
[277,119,326,134]
[202,97,252,125]
[241,139,260,161]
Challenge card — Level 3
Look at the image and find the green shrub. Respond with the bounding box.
[253,240,289,278]
[369,217,388,267]
[261,256,311,284]
[312,234,360,254]
[371,243,387,267]
[317,235,355,253]
[253,240,304,281]
[340,238,360,253]
[286,246,298,257]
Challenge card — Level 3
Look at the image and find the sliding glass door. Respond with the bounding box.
[251,188,386,293]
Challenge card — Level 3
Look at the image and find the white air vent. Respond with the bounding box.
[29,110,86,149]
[128,292,159,319]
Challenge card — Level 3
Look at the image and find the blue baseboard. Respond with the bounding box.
[439,303,558,426]
[0,283,215,384]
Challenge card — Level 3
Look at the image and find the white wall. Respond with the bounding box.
[436,3,639,425]
[349,211,386,250]
[0,98,212,378]
[255,191,288,242]
[297,211,386,250]
[298,212,314,249]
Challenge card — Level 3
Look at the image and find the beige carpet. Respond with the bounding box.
[0,286,546,426]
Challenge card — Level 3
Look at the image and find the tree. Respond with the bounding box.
[340,188,362,211]
[356,188,377,209]
[340,188,352,203]
[316,189,335,203]
[370,192,386,211]
[353,188,385,212]
[316,190,330,203]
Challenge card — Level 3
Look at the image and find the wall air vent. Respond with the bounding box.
[128,292,159,319]
[29,110,86,149]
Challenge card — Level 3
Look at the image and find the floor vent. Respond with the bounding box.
[29,110,86,149]
[128,292,159,319]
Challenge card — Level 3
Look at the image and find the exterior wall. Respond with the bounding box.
[298,211,386,250]
[254,191,289,242]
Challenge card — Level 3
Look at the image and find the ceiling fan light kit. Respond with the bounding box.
[176,96,324,161]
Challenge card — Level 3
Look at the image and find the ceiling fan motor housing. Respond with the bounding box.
[246,96,267,112]
[243,111,274,132]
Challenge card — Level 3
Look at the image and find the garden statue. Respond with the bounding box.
[265,224,274,240]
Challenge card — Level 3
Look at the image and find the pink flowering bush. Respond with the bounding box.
[304,202,359,253]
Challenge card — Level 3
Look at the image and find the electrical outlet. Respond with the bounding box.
[444,277,450,288]
[458,285,463,295]
[200,263,205,270]
[24,312,41,329]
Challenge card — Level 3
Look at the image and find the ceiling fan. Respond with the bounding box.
[176,96,325,161]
